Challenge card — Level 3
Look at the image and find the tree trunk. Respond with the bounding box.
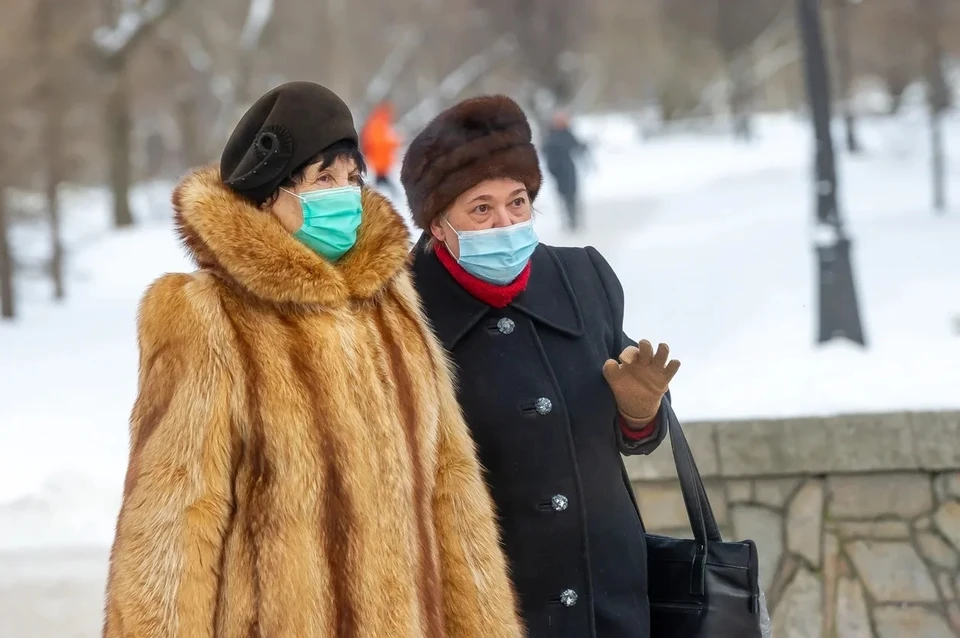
[832,0,860,153]
[106,67,134,227]
[327,0,350,100]
[930,111,946,213]
[0,186,14,320]
[921,0,947,213]
[726,52,754,142]
[884,67,910,115]
[39,0,65,299]
[45,132,65,299]
[176,87,205,169]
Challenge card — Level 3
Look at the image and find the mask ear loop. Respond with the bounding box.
[441,217,462,261]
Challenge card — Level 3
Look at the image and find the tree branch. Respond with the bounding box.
[239,0,274,52]
[359,27,425,116]
[691,5,797,117]
[206,0,276,151]
[92,0,186,60]
[397,35,518,131]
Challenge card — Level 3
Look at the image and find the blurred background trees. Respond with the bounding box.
[0,0,958,318]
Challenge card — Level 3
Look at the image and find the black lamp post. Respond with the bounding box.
[796,0,866,346]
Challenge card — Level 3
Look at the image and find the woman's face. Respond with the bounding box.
[270,156,362,233]
[430,178,531,259]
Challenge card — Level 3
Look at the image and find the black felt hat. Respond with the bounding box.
[220,81,358,205]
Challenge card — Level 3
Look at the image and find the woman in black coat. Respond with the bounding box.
[400,95,681,638]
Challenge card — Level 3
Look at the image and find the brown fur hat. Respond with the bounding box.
[401,95,542,230]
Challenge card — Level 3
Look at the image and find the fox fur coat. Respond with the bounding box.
[102,166,523,638]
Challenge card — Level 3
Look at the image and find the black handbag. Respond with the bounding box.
[645,407,767,637]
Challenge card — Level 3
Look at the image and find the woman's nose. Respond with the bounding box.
[491,207,513,228]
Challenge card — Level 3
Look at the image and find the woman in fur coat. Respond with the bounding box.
[402,96,681,638]
[102,82,523,638]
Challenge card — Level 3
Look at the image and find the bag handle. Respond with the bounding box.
[662,405,722,593]
[666,406,721,542]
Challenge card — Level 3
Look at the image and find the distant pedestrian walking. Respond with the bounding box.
[543,109,588,231]
[361,101,402,196]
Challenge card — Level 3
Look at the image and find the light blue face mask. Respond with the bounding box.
[446,219,539,284]
[284,185,363,261]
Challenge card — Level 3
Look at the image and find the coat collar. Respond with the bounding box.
[411,233,584,349]
[172,165,410,307]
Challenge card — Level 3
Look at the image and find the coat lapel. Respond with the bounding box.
[512,246,585,338]
[411,235,585,349]
[411,233,490,350]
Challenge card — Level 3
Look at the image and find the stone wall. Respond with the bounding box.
[626,410,960,637]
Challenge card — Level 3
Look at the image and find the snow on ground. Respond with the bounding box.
[1,111,959,556]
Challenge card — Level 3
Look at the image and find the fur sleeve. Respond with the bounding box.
[103,273,236,638]
[431,356,525,638]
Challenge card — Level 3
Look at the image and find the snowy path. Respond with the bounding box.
[541,158,960,422]
[0,548,108,637]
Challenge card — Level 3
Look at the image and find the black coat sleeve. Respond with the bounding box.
[585,246,670,456]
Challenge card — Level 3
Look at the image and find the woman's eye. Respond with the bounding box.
[474,204,490,214]
[511,197,526,207]
[349,175,360,185]
[318,173,331,183]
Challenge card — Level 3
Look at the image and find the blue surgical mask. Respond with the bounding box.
[283,186,362,261]
[446,219,539,284]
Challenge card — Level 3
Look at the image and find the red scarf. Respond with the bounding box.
[434,243,531,308]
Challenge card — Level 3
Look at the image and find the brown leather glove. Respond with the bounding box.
[602,340,681,423]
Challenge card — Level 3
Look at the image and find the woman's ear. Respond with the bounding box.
[267,188,305,233]
[429,218,446,244]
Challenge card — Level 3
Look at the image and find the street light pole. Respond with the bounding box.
[796,0,866,346]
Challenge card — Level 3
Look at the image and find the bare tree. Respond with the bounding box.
[206,0,276,153]
[358,26,428,119]
[852,0,923,114]
[920,0,949,213]
[662,0,788,139]
[483,0,583,110]
[38,0,66,299]
[326,0,349,98]
[0,176,13,320]
[0,0,35,319]
[91,0,185,228]
[685,12,799,123]
[397,35,519,132]
[831,0,861,153]
[152,18,215,169]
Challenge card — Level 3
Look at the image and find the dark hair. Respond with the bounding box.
[264,139,367,205]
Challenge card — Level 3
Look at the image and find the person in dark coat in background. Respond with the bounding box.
[402,95,681,638]
[543,109,588,231]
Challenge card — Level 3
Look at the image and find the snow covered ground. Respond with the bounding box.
[553,112,960,421]
[1,109,959,633]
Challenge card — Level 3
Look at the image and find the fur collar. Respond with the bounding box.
[172,165,411,307]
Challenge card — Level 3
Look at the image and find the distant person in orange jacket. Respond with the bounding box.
[361,101,402,196]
